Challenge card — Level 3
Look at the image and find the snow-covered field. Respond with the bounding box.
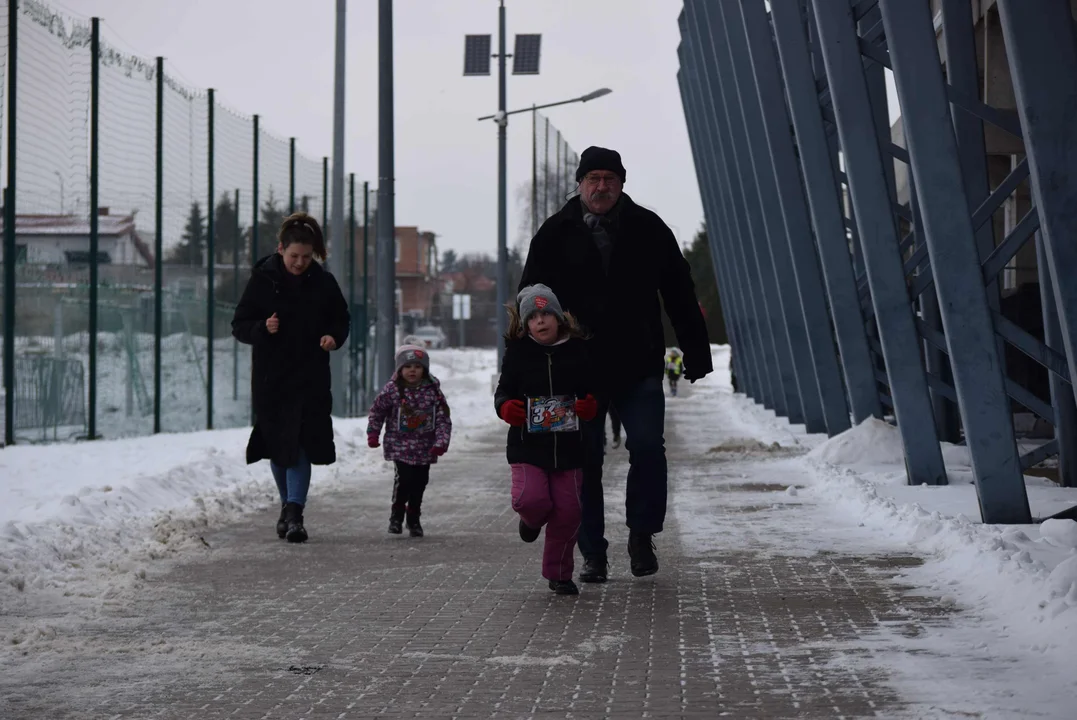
[2,344,1075,715]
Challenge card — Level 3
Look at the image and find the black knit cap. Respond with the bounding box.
[575,146,626,183]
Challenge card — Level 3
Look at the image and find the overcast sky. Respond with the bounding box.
[59,0,704,258]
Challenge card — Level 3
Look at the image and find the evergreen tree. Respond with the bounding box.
[256,189,287,259]
[213,192,241,265]
[167,202,206,266]
[662,224,727,346]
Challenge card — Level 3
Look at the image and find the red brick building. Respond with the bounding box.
[354,226,440,323]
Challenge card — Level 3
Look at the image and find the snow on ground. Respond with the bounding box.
[682,346,1077,715]
[3,341,1076,711]
[0,347,499,655]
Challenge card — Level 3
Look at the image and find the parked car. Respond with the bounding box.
[407,325,447,350]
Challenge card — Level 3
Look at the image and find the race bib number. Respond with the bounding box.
[526,395,579,433]
[398,402,435,434]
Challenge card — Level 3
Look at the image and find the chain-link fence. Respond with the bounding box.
[0,0,373,445]
[530,110,581,235]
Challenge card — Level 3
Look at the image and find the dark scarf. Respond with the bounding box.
[581,196,623,275]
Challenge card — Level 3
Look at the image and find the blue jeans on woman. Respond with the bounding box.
[271,448,311,506]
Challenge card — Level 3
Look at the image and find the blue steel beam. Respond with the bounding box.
[679,27,762,404]
[1037,236,1077,488]
[686,0,785,413]
[677,37,764,403]
[995,0,1077,410]
[717,0,821,430]
[677,19,756,401]
[685,10,776,408]
[676,56,756,400]
[811,0,946,485]
[706,0,809,426]
[770,0,880,425]
[738,0,850,436]
[878,0,1029,522]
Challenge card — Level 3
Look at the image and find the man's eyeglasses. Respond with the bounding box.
[582,173,622,187]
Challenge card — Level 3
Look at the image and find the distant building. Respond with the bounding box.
[0,208,154,266]
[354,225,440,325]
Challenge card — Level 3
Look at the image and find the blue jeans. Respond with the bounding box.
[271,448,312,506]
[577,375,667,561]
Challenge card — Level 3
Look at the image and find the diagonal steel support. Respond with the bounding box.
[879,0,1029,522]
[716,0,822,430]
[688,0,792,417]
[811,0,946,485]
[681,9,775,408]
[677,46,759,402]
[738,0,850,436]
[770,0,880,426]
[995,0,1077,411]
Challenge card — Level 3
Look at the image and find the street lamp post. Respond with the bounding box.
[464,3,541,364]
[478,88,613,236]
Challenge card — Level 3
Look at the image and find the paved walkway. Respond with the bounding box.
[4,388,953,719]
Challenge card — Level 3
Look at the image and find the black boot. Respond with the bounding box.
[406,513,424,538]
[388,512,404,534]
[284,502,308,543]
[548,579,579,595]
[518,518,541,543]
[628,531,658,577]
[276,503,288,539]
[578,556,608,583]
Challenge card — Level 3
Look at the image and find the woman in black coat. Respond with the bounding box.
[231,212,350,543]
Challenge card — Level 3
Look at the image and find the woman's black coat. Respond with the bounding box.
[231,253,350,468]
[493,335,593,471]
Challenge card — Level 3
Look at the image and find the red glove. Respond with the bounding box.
[499,399,526,427]
[367,434,380,448]
[575,394,598,422]
[431,446,447,457]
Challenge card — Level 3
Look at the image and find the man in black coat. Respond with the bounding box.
[519,146,712,581]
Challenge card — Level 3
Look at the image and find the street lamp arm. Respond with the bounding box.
[477,88,612,121]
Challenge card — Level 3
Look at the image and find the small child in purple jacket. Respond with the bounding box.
[367,345,452,537]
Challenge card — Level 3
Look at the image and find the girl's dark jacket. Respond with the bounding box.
[518,193,712,391]
[231,253,350,468]
[493,335,593,471]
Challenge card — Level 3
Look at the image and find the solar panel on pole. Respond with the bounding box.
[464,35,492,76]
[513,34,541,75]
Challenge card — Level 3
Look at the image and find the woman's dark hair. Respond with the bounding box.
[278,212,327,260]
[504,304,589,341]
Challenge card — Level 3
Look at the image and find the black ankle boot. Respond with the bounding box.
[276,503,288,539]
[548,579,579,595]
[406,515,423,538]
[284,502,307,543]
[628,531,658,577]
[578,556,608,583]
[388,513,404,534]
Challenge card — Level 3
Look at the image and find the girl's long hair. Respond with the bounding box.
[504,304,589,342]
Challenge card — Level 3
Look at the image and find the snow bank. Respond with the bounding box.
[0,348,500,654]
[803,418,1077,659]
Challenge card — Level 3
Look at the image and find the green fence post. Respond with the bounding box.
[154,56,164,434]
[348,172,356,415]
[233,187,239,402]
[206,89,215,430]
[251,115,259,266]
[88,17,100,440]
[322,157,329,233]
[362,181,370,403]
[289,137,296,215]
[3,0,18,446]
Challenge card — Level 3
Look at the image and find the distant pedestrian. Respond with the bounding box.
[494,284,598,595]
[231,212,350,543]
[665,348,684,397]
[367,345,452,537]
